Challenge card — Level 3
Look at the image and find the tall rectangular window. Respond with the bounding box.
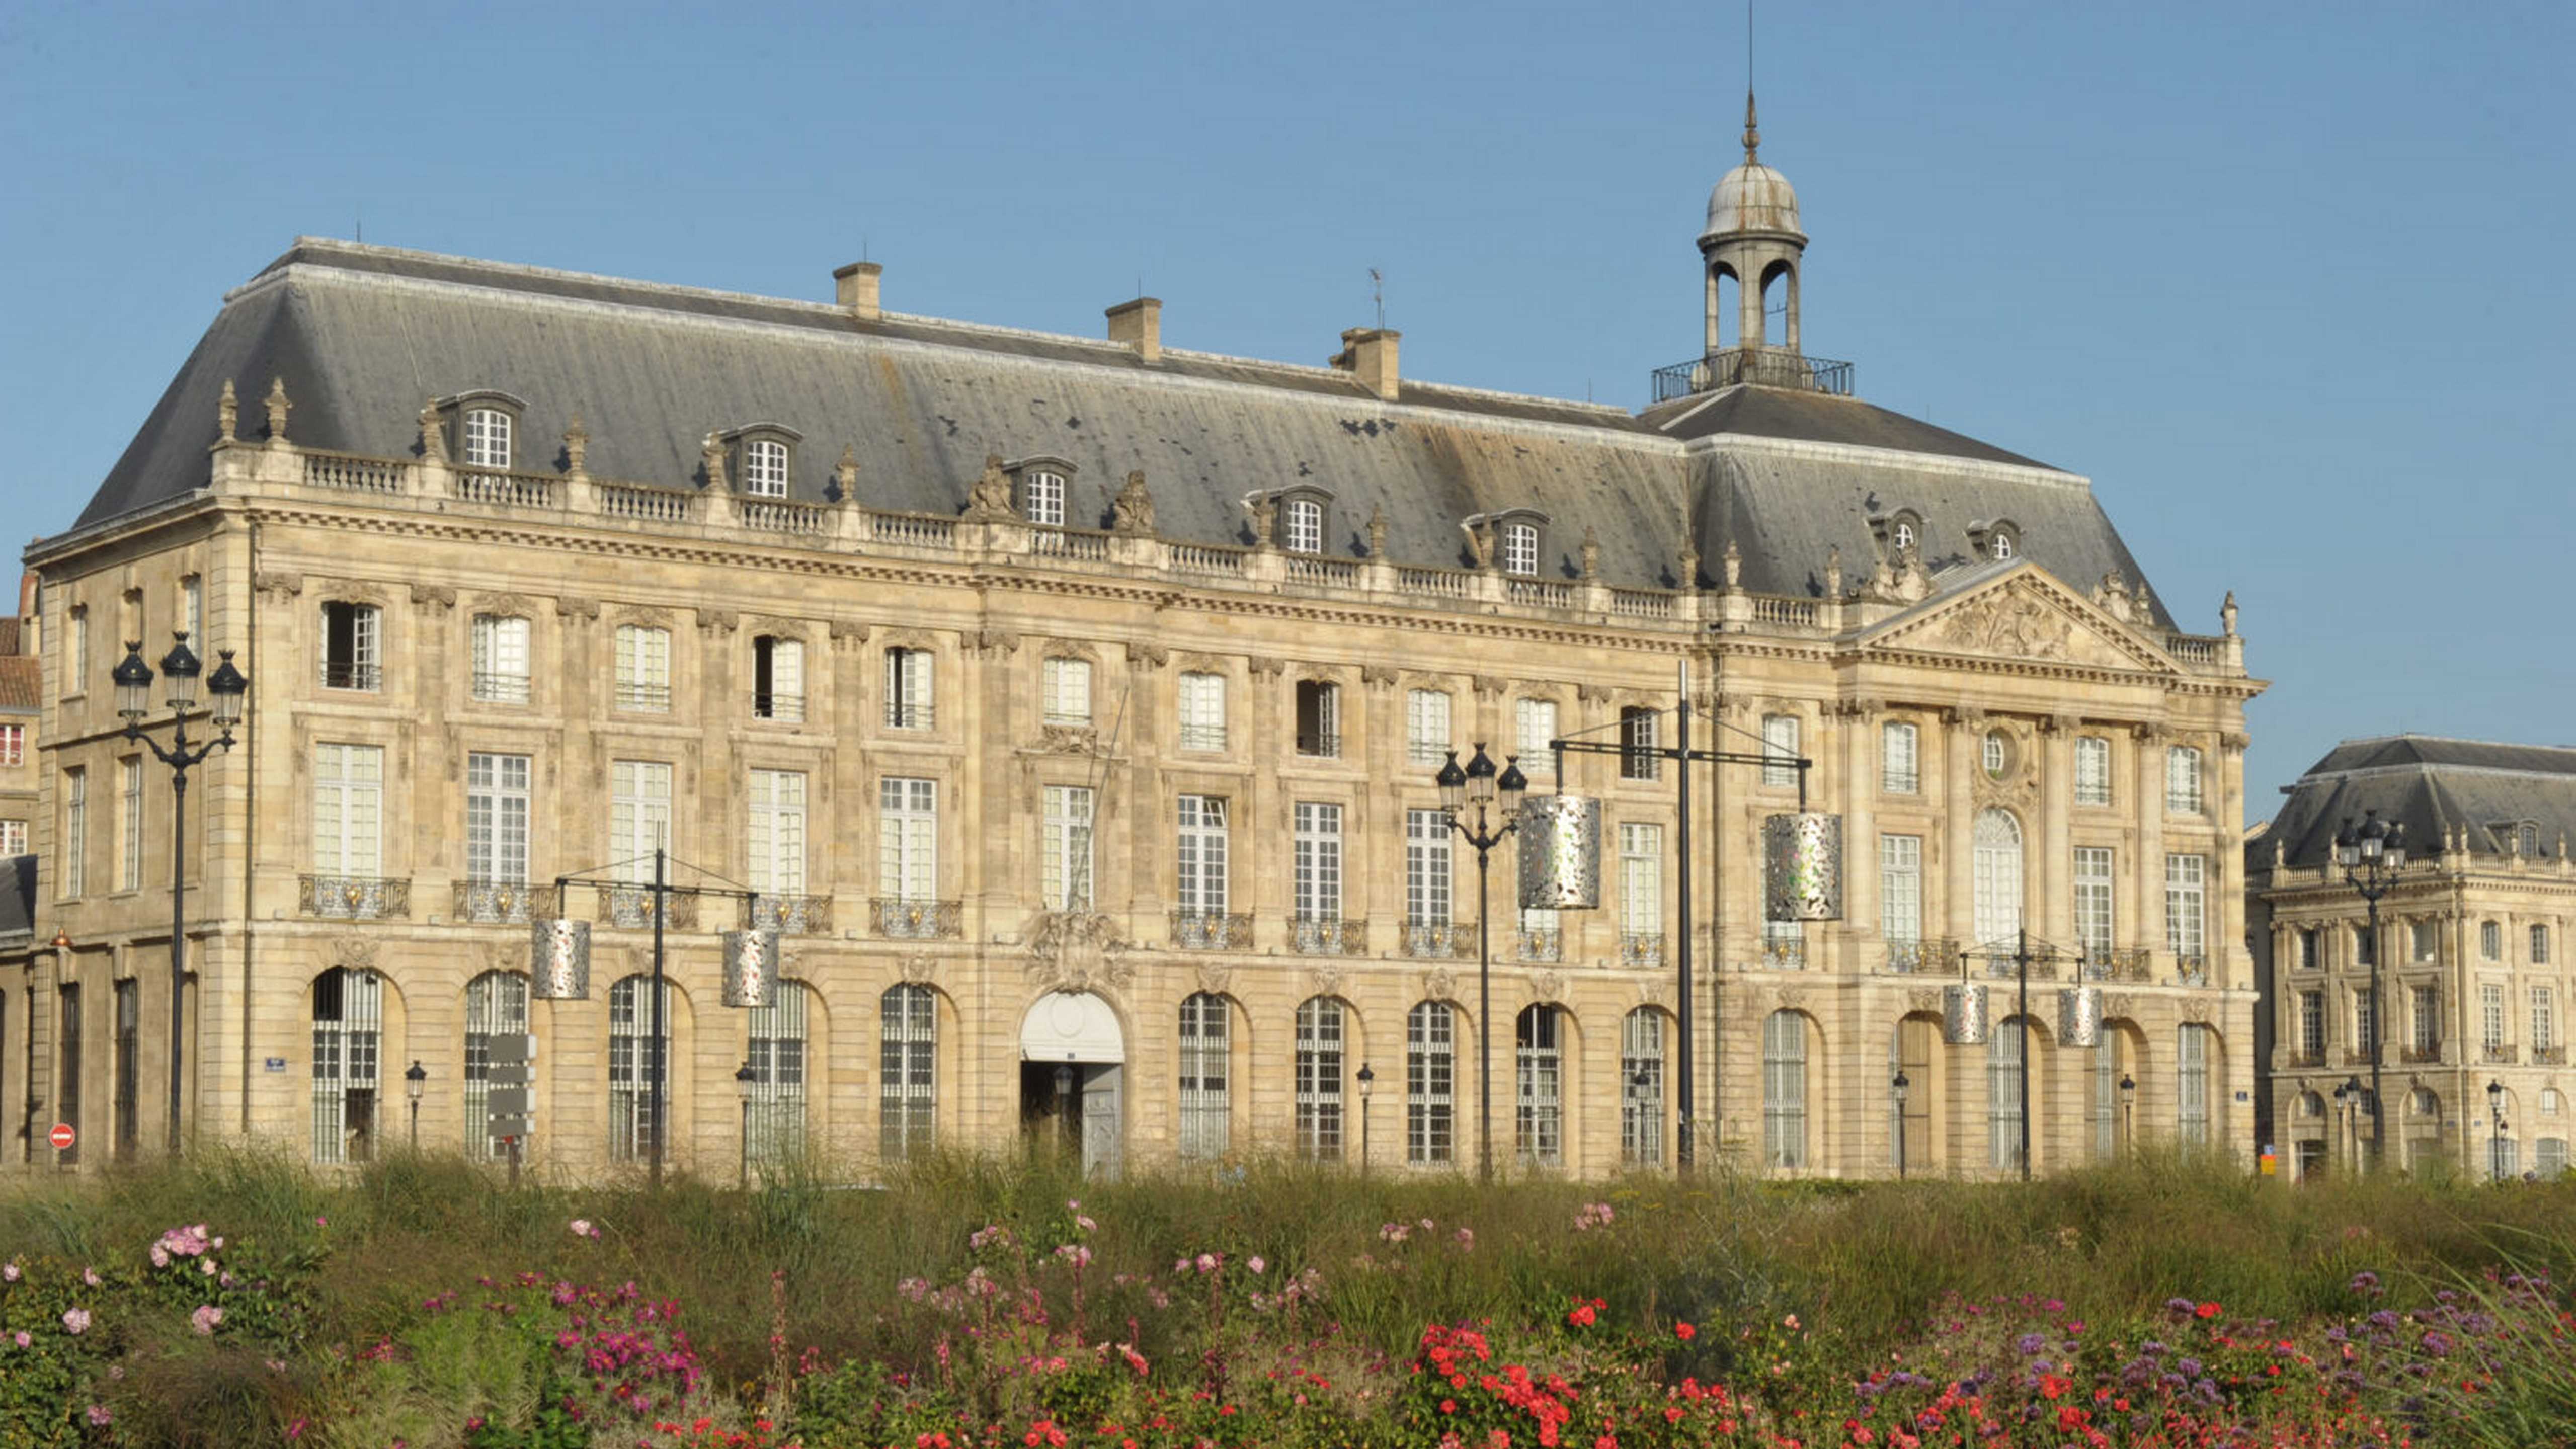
[1881,720,1918,794]
[1042,658,1092,727]
[2481,984,2506,1052]
[1516,1006,1564,1167]
[67,607,87,696]
[2163,854,2206,960]
[2074,847,2114,958]
[61,767,85,897]
[2299,991,2325,1058]
[1177,672,1226,751]
[1405,808,1453,927]
[0,722,21,766]
[2178,1023,2212,1144]
[1406,689,1453,767]
[2164,745,2204,814]
[885,647,934,729]
[2480,920,2502,960]
[2298,928,2319,970]
[1407,1001,1456,1165]
[1293,802,1342,921]
[1282,498,1323,554]
[181,574,203,645]
[1987,1026,2023,1172]
[1177,994,1231,1159]
[1880,834,1922,944]
[321,602,381,691]
[1175,795,1229,916]
[2533,925,2552,965]
[1295,680,1340,757]
[747,770,808,897]
[1294,997,1344,1161]
[56,984,82,1165]
[2356,987,2378,1053]
[1516,698,1557,774]
[2075,736,2112,807]
[472,615,532,704]
[2412,919,2438,962]
[608,760,673,879]
[114,979,139,1160]
[1621,1009,1665,1167]
[118,757,142,892]
[879,985,937,1162]
[614,625,671,712]
[752,637,804,722]
[742,438,789,497]
[465,753,531,887]
[879,778,937,901]
[1761,713,1800,787]
[1621,823,1662,939]
[2411,985,2440,1054]
[1620,707,1660,781]
[0,820,25,856]
[1041,785,1094,911]
[312,744,384,880]
[2534,987,2557,1053]
[1764,1010,1809,1170]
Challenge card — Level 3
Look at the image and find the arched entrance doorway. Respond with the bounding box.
[1019,991,1125,1178]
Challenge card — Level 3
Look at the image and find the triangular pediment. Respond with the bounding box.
[1861,565,2178,672]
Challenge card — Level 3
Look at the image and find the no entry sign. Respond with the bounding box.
[48,1122,75,1151]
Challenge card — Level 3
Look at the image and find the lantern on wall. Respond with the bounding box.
[1943,983,1991,1045]
[1516,795,1602,911]
[1762,812,1845,922]
[720,929,781,1009]
[530,917,591,1000]
[2058,986,2104,1048]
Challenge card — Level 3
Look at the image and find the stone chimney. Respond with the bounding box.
[1331,328,1400,402]
[1106,297,1162,364]
[834,262,883,321]
[16,572,34,624]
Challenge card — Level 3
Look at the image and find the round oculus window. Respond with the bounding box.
[1982,731,2013,778]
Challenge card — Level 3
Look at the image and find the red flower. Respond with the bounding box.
[1567,1303,1597,1328]
[1676,1322,1698,1341]
[2194,1302,2221,1320]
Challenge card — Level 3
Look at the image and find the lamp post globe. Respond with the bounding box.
[1436,751,1467,812]
[113,642,154,721]
[158,632,203,713]
[206,650,250,729]
[1464,743,1498,803]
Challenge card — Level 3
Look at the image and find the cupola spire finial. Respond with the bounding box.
[1743,90,1760,164]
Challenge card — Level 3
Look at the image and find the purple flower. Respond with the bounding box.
[2177,1357,2203,1378]
[2421,1330,2455,1357]
[2164,1297,2196,1318]
[2014,1332,2047,1356]
[87,1405,112,1427]
[2349,1270,2382,1296]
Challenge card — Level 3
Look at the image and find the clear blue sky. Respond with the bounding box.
[4,1,2569,818]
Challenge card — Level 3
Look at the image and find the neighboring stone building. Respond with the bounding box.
[1,574,37,861]
[4,111,2260,1180]
[2250,736,2575,1181]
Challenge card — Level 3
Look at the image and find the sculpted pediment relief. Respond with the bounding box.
[1869,574,2170,672]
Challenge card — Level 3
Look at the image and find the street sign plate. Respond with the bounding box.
[48,1123,75,1151]
[488,1116,531,1138]
[485,1086,531,1116]
[486,1034,536,1065]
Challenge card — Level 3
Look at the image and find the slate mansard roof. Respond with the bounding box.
[2259,735,2576,873]
[69,238,2172,626]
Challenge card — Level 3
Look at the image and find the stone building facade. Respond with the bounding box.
[4,122,2260,1180]
[2249,737,2576,1181]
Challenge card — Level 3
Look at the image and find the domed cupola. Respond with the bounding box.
[1698,92,1809,360]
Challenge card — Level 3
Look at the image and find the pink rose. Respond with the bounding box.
[1247,1256,1267,1275]
[61,1308,91,1335]
[192,1305,225,1335]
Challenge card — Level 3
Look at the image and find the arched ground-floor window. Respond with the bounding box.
[746,980,810,1168]
[1176,992,1230,1160]
[1516,1005,1563,1168]
[1622,1008,1665,1167]
[1407,1000,1456,1165]
[312,967,384,1164]
[880,984,937,1163]
[463,970,528,1161]
[1762,1009,1808,1170]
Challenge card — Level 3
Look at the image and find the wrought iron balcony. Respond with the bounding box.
[1650,346,1854,404]
[1884,938,1956,974]
[1169,910,1253,950]
[1289,915,1367,956]
[319,660,381,691]
[471,671,532,704]
[2082,948,2153,982]
[2534,1045,2567,1065]
[1401,921,1478,960]
[2280,1051,2326,1069]
[451,879,554,925]
[614,681,672,712]
[1515,926,1563,963]
[872,897,961,940]
[1760,936,1808,971]
[1295,731,1341,759]
[744,894,831,934]
[1620,932,1666,969]
[2172,952,2210,986]
[1980,952,2060,981]
[2400,1044,2443,1065]
[597,884,698,930]
[300,874,410,920]
[2480,1044,2519,1065]
[752,692,804,723]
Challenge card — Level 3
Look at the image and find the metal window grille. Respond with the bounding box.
[746,981,809,1169]
[1283,498,1322,554]
[607,976,671,1163]
[1406,1000,1455,1164]
[119,757,141,891]
[1043,658,1092,727]
[1405,808,1453,929]
[1023,471,1065,527]
[114,980,139,1158]
[472,615,532,703]
[1622,1008,1664,1167]
[1881,721,1917,793]
[1619,708,1660,780]
[1987,1019,2024,1172]
[1880,834,1922,946]
[1516,1005,1563,1167]
[879,777,937,901]
[753,637,804,721]
[614,625,671,711]
[1295,997,1344,1160]
[2300,992,2325,1058]
[1515,698,1556,771]
[1177,993,1231,1159]
[2090,1031,2117,1159]
[2073,847,2113,957]
[2075,736,2112,806]
[1294,802,1342,920]
[2539,1138,2568,1178]
[1176,796,1229,916]
[463,408,512,468]
[1764,1008,1808,1169]
[466,753,531,895]
[462,970,530,1160]
[2165,746,2203,814]
[1973,810,2024,949]
[1621,823,1661,939]
[56,985,81,1166]
[2178,1023,2211,1143]
[313,744,384,880]
[1177,672,1226,751]
[1405,689,1452,767]
[1761,714,1799,787]
[748,770,808,897]
[743,439,789,497]
[880,984,937,1162]
[311,968,383,1164]
[1041,785,1094,911]
[609,761,672,882]
[885,648,935,729]
[2163,854,2205,958]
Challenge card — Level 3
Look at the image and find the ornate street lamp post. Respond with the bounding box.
[2486,1077,2505,1181]
[2119,1073,2137,1153]
[113,632,249,1157]
[737,1060,760,1188]
[1891,1070,1910,1179]
[1435,744,1527,1183]
[2332,811,2406,1171]
[404,1060,426,1148]
[1356,1062,1375,1176]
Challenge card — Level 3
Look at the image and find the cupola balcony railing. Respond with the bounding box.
[1651,347,1854,403]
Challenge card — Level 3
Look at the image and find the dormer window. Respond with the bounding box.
[438,390,528,471]
[744,439,790,498]
[1502,523,1540,576]
[1284,498,1324,554]
[1024,470,1066,527]
[1969,519,2021,561]
[1990,528,2015,560]
[463,408,512,469]
[1877,510,1924,557]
